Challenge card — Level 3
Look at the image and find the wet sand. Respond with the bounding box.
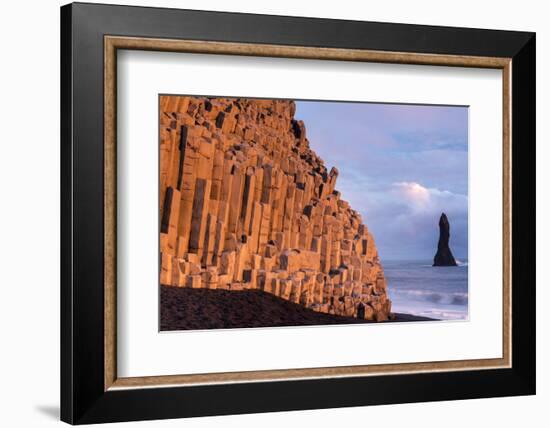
[160,286,436,331]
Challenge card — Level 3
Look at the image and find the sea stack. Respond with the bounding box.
[433,213,458,267]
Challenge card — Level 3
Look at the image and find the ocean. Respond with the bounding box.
[383,259,469,321]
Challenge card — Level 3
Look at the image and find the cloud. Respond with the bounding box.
[294,100,469,260]
[392,182,431,209]
[335,178,468,260]
[375,183,467,260]
[391,181,467,213]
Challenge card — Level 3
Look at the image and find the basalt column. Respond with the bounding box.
[159,96,392,321]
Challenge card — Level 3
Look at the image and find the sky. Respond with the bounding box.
[295,100,468,261]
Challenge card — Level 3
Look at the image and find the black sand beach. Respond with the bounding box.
[160,286,436,331]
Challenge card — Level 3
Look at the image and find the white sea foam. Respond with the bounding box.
[384,259,469,320]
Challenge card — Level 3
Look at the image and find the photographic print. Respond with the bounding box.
[159,96,468,331]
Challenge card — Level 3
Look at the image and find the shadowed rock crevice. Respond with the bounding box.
[433,213,457,267]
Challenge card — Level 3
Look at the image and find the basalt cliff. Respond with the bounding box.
[159,96,392,321]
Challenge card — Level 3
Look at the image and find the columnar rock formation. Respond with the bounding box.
[159,96,392,321]
[433,213,458,266]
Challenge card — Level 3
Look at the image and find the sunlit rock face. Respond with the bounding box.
[159,96,391,321]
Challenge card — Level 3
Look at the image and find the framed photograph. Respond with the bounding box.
[60,2,535,424]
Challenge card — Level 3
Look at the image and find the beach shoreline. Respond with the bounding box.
[160,286,437,331]
[384,259,468,321]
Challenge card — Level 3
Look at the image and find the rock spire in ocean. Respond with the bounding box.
[433,213,457,267]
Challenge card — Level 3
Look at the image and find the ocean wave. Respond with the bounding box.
[416,309,468,321]
[392,289,468,306]
[417,261,468,267]
[393,306,468,321]
[450,294,468,305]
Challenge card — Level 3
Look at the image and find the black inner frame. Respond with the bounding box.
[61,2,535,424]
